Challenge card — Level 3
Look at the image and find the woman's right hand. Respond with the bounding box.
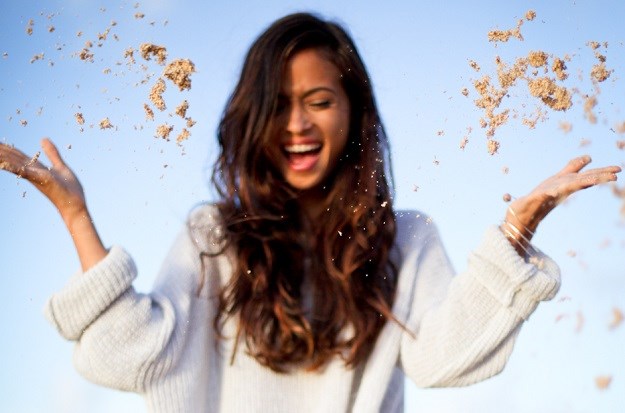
[1,138,107,271]
[1,138,86,223]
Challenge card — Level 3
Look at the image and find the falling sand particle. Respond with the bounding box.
[26,19,34,35]
[150,78,166,111]
[163,59,196,91]
[487,139,500,155]
[176,128,190,144]
[559,121,572,133]
[575,311,585,333]
[552,57,568,80]
[140,43,167,65]
[583,96,597,124]
[527,51,548,68]
[527,78,572,111]
[144,103,154,120]
[459,136,468,150]
[175,100,189,118]
[529,256,545,270]
[588,41,601,50]
[124,47,136,65]
[608,307,623,330]
[99,118,113,129]
[26,151,40,167]
[595,376,612,390]
[488,27,521,43]
[590,62,612,82]
[487,16,525,43]
[79,47,94,62]
[30,53,44,64]
[156,123,174,140]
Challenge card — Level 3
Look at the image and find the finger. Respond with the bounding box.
[578,165,622,177]
[557,155,592,176]
[0,143,40,174]
[563,169,620,195]
[41,138,66,169]
[0,143,54,189]
[0,145,12,171]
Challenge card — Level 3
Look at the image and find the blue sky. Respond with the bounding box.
[1,1,624,411]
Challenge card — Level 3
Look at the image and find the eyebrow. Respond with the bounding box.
[300,86,336,99]
[278,86,337,101]
[302,86,336,97]
[302,86,336,98]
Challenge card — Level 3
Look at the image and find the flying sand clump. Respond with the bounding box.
[139,44,197,144]
[140,43,168,65]
[466,10,616,154]
[163,59,196,91]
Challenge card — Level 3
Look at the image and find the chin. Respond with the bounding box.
[287,177,323,191]
[282,166,326,192]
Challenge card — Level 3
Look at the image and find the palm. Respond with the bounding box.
[509,156,621,233]
[0,139,86,217]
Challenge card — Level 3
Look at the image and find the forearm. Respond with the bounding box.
[63,207,107,272]
[401,226,560,387]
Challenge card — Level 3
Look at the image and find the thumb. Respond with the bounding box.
[557,155,591,176]
[41,138,66,169]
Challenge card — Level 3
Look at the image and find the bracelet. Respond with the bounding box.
[500,219,538,258]
[503,219,533,245]
[499,220,530,255]
[500,221,531,256]
[506,206,535,238]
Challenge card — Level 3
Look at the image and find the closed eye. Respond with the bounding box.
[309,100,331,109]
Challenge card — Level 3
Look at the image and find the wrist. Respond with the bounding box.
[501,203,539,258]
[506,197,542,235]
[61,205,91,231]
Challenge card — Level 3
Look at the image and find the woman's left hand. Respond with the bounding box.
[502,155,621,253]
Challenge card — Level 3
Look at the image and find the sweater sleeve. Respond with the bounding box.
[397,215,560,388]
[43,205,222,393]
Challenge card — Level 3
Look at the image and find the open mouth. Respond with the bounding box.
[282,143,322,171]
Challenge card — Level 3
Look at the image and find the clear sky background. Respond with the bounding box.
[1,1,624,412]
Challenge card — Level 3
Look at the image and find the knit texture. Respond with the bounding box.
[44,206,560,412]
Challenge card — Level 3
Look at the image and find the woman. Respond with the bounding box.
[0,13,620,413]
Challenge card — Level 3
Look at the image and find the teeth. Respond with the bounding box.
[283,143,321,153]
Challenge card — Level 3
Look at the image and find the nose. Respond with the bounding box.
[286,103,311,135]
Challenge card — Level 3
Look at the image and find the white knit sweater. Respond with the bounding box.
[44,205,560,412]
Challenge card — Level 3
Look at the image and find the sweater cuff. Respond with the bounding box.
[470,226,561,320]
[43,246,137,341]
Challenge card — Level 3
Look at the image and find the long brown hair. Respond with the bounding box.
[210,12,398,372]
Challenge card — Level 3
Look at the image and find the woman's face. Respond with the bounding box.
[273,48,351,192]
